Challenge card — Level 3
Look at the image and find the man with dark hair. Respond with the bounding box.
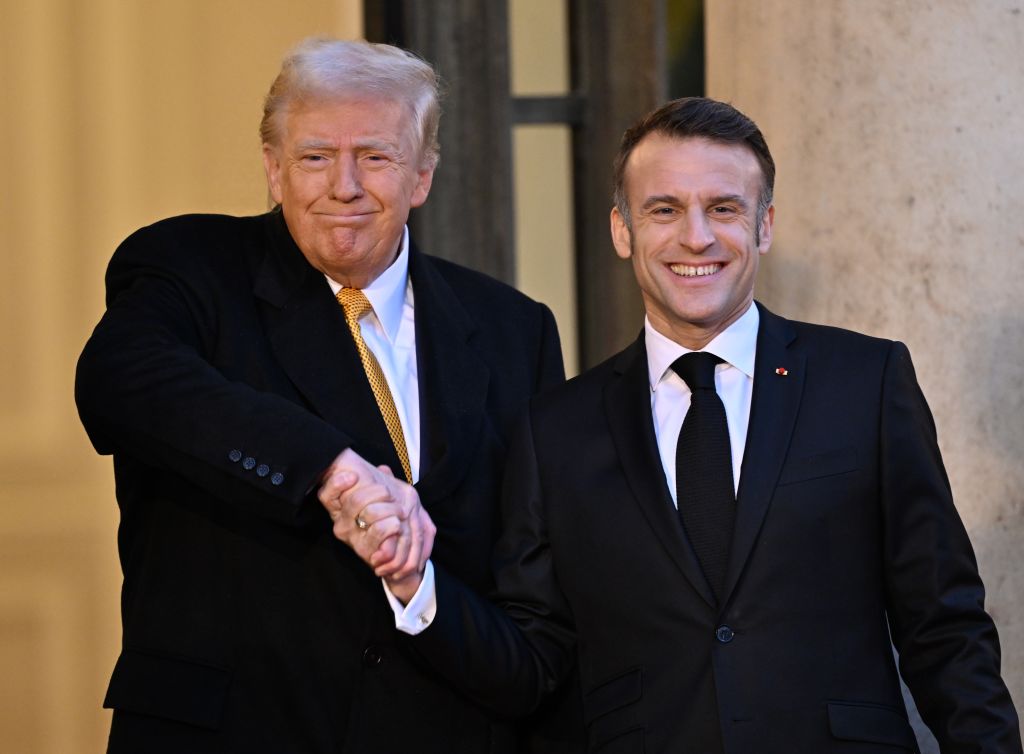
[332,97,1021,752]
[75,37,566,753]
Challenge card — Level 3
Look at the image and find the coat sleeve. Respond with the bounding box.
[879,341,1022,752]
[535,303,567,391]
[75,223,351,524]
[407,407,576,718]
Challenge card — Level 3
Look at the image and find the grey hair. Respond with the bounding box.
[260,37,441,168]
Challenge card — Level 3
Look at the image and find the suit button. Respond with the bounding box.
[256,464,270,477]
[270,472,285,486]
[362,645,383,667]
[228,449,242,463]
[715,625,735,643]
[242,456,256,470]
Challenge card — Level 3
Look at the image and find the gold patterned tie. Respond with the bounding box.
[336,288,412,482]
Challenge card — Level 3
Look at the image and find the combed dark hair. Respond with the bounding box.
[612,97,775,231]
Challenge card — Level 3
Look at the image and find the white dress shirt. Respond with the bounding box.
[392,303,762,635]
[647,303,759,502]
[326,227,421,483]
[325,228,435,631]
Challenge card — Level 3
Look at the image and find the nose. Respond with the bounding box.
[679,209,715,253]
[329,156,364,202]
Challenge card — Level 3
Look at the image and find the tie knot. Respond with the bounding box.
[337,287,373,323]
[671,351,723,392]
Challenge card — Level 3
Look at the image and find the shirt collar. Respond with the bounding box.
[646,302,760,391]
[326,226,410,344]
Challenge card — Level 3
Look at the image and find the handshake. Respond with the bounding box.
[316,448,436,604]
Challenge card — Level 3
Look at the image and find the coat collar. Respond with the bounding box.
[253,211,401,471]
[604,335,719,608]
[722,302,805,603]
[604,302,805,609]
[252,211,489,500]
[407,242,489,503]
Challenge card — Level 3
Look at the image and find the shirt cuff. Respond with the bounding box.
[383,560,437,635]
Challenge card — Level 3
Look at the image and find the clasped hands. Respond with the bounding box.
[318,448,435,603]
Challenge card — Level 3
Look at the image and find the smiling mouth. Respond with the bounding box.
[669,263,722,277]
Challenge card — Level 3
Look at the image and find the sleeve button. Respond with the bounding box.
[256,464,270,477]
[228,449,242,463]
[270,472,285,486]
[242,457,256,470]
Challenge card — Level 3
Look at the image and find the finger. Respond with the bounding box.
[373,522,412,577]
[397,506,430,577]
[348,515,402,555]
[377,465,395,478]
[330,501,401,551]
[354,501,406,527]
[401,506,434,577]
[378,526,418,579]
[419,510,436,569]
[318,470,357,508]
[335,483,398,520]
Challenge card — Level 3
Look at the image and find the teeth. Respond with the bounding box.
[670,263,722,277]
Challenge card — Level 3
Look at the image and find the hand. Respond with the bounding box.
[318,449,436,582]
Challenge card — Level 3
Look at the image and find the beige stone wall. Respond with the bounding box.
[0,2,361,752]
[708,0,1024,713]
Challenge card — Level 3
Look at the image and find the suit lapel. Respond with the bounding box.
[407,245,489,505]
[604,336,718,608]
[252,212,402,470]
[723,303,805,602]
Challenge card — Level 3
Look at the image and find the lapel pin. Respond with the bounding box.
[775,367,789,376]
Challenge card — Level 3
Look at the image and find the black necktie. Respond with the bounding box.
[672,351,736,602]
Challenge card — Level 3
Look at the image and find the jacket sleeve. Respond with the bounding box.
[535,302,567,391]
[879,341,1022,752]
[75,224,351,524]
[408,407,576,717]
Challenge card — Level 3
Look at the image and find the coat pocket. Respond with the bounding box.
[583,666,643,725]
[103,648,231,730]
[583,667,644,753]
[827,701,918,750]
[778,446,858,486]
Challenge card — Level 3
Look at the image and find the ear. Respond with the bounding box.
[262,144,284,206]
[758,204,775,255]
[610,207,633,260]
[409,162,436,208]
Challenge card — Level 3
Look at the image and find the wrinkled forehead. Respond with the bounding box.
[275,93,421,148]
[624,134,765,199]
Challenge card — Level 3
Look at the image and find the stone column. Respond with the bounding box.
[707,0,1024,746]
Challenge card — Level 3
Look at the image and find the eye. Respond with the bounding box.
[362,153,392,167]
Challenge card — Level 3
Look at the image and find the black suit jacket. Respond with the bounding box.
[75,210,566,753]
[414,304,1021,754]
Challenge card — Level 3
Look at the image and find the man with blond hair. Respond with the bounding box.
[77,37,566,753]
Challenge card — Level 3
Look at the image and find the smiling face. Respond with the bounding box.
[262,97,435,288]
[611,134,774,350]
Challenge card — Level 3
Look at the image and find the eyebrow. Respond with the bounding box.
[294,139,338,152]
[292,139,403,156]
[640,194,683,212]
[707,193,750,209]
[640,193,752,213]
[355,139,402,154]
